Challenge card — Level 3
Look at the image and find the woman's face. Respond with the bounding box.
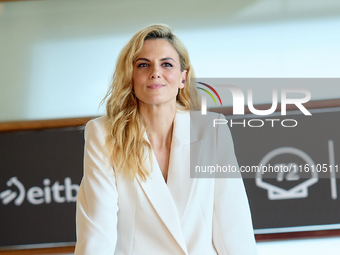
[133,39,187,109]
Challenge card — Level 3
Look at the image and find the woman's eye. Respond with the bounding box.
[137,63,148,67]
[162,62,173,67]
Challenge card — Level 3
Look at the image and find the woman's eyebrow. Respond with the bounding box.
[135,57,176,62]
[160,57,175,62]
[135,58,150,62]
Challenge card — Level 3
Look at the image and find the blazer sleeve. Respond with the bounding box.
[212,114,258,255]
[74,119,119,255]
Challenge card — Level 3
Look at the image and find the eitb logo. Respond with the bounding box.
[0,176,79,206]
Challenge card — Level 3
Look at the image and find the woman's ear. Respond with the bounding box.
[179,70,188,89]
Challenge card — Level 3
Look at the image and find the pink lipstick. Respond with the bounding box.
[147,84,165,89]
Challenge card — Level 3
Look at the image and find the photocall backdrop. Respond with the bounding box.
[229,108,340,234]
[0,126,84,249]
[0,104,339,249]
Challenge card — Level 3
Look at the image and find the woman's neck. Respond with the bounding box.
[139,103,176,150]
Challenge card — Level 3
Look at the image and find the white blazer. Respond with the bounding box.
[75,110,258,255]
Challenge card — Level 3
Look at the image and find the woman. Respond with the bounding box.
[75,24,258,255]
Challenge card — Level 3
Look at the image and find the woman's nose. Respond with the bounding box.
[150,65,161,79]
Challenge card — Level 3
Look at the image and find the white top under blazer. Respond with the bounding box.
[74,110,258,255]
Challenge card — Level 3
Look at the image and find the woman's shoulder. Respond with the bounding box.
[180,110,229,144]
[189,110,224,129]
[86,116,108,129]
[87,115,108,125]
[84,116,109,141]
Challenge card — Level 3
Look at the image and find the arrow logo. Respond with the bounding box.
[0,177,25,206]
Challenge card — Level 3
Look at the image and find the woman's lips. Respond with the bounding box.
[147,84,165,89]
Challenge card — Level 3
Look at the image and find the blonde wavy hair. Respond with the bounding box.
[103,24,201,181]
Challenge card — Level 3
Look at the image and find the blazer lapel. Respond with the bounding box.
[136,110,199,254]
[137,129,189,255]
[167,110,199,220]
